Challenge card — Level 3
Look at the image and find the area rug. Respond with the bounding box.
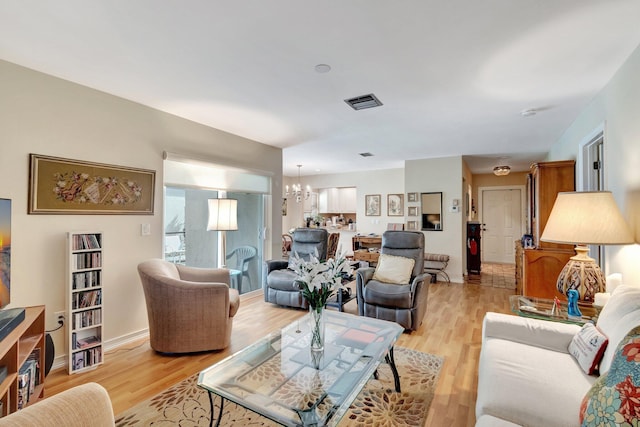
[115,347,443,427]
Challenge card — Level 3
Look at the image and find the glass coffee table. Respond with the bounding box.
[197,311,404,427]
[510,295,601,325]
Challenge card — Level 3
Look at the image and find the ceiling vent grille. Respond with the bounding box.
[359,152,374,157]
[344,93,383,110]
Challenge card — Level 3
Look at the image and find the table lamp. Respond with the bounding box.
[540,191,634,302]
[207,198,238,268]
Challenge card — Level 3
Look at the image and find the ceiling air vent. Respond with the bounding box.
[344,93,383,110]
[359,152,374,157]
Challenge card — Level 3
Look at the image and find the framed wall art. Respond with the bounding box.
[387,194,404,216]
[408,206,419,217]
[365,194,381,216]
[407,220,418,230]
[29,154,156,214]
[282,198,288,216]
[407,192,418,203]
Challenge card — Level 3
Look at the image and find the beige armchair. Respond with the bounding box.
[0,382,114,427]
[137,259,240,353]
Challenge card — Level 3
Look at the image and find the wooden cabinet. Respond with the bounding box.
[67,232,103,374]
[522,249,573,299]
[515,240,523,294]
[0,306,45,416]
[530,160,576,249]
[518,160,576,299]
[352,236,381,264]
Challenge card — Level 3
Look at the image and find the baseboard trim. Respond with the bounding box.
[50,328,150,372]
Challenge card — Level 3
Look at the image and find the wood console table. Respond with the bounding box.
[352,236,381,264]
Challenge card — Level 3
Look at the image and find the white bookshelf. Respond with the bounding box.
[66,232,103,374]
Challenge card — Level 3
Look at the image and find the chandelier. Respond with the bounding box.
[285,165,310,203]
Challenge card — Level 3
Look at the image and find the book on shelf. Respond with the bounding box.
[76,335,100,349]
[72,233,101,251]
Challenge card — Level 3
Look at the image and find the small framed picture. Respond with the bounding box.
[408,206,419,216]
[407,192,418,203]
[387,194,404,216]
[407,220,418,230]
[365,194,381,216]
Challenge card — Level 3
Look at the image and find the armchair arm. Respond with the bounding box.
[482,312,581,353]
[409,272,429,295]
[264,259,290,274]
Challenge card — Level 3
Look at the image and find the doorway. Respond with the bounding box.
[479,187,524,264]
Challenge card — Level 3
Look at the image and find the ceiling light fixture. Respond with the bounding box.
[314,64,331,73]
[493,165,511,176]
[285,165,311,203]
[520,108,538,117]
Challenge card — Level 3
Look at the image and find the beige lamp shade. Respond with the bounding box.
[207,199,238,231]
[540,191,633,302]
[541,191,634,245]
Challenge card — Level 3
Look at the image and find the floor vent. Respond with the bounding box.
[344,93,383,110]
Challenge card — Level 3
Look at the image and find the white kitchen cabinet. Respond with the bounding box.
[319,188,356,213]
[339,187,357,213]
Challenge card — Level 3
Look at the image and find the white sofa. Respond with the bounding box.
[476,285,640,427]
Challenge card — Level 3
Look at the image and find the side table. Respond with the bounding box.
[509,295,601,325]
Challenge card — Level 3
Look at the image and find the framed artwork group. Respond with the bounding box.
[364,193,412,217]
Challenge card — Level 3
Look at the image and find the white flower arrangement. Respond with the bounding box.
[288,247,353,310]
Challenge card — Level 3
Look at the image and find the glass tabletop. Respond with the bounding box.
[509,295,601,325]
[197,311,403,427]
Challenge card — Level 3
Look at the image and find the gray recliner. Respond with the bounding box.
[356,230,429,331]
[263,228,328,309]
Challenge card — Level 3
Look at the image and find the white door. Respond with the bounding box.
[482,189,522,264]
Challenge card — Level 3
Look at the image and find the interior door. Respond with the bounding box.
[482,189,522,264]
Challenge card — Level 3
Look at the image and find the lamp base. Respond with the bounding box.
[556,245,605,303]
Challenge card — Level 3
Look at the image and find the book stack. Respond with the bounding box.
[17,349,41,409]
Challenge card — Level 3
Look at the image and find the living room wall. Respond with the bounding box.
[0,60,282,362]
[548,42,640,286]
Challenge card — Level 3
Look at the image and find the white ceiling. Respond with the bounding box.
[2,1,640,177]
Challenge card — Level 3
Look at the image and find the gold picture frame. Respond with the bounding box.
[407,220,418,230]
[407,192,418,203]
[29,154,155,214]
[408,206,419,216]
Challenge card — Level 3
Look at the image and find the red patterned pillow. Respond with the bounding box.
[569,323,608,375]
[580,325,640,425]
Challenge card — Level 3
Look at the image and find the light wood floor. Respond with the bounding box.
[45,266,514,426]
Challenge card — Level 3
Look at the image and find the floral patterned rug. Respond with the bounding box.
[115,347,443,427]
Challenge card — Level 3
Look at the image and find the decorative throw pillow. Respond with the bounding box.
[580,325,640,426]
[372,254,415,284]
[569,323,609,375]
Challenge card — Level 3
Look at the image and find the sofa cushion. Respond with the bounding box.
[477,336,595,427]
[569,323,609,375]
[580,325,640,426]
[596,285,640,375]
[372,254,415,284]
